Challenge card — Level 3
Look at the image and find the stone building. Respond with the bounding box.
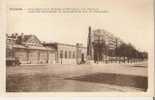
[43,42,87,64]
[6,33,87,65]
[6,33,56,64]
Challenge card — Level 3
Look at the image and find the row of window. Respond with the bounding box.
[59,50,76,59]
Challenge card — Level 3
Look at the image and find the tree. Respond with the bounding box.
[117,43,148,63]
[117,43,128,63]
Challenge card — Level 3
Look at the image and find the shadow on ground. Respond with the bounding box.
[65,73,148,91]
[6,72,147,92]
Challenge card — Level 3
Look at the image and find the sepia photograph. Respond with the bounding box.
[5,0,154,93]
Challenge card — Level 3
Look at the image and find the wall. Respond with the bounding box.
[57,44,77,64]
[14,48,28,64]
[14,48,55,64]
[56,43,87,64]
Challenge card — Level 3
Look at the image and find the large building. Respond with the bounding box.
[6,33,56,64]
[43,42,87,64]
[87,27,124,62]
[6,33,87,65]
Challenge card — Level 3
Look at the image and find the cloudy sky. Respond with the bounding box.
[7,0,154,51]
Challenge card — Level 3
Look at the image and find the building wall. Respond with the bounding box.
[12,43,86,65]
[48,52,56,64]
[14,48,55,64]
[57,44,77,64]
[39,50,48,64]
[56,43,87,64]
[14,48,28,64]
[6,33,57,65]
[6,34,87,65]
[9,44,86,65]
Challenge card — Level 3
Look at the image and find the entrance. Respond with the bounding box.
[81,53,85,64]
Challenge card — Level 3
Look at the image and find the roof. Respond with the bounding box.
[13,44,26,49]
[20,35,32,42]
[43,42,87,49]
[27,46,54,51]
[13,44,55,51]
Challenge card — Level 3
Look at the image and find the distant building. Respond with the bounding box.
[6,33,56,64]
[87,27,124,62]
[6,33,87,65]
[93,29,123,50]
[43,42,87,64]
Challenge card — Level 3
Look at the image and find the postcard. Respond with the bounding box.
[0,0,154,97]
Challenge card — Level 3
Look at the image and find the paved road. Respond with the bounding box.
[6,62,148,92]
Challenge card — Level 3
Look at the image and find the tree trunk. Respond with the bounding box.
[123,56,125,63]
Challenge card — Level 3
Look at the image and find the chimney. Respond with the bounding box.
[11,33,15,38]
[21,33,24,40]
[15,33,18,40]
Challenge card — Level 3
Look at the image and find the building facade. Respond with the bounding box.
[43,43,87,64]
[6,33,56,65]
[6,33,87,65]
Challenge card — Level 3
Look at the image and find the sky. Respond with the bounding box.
[7,0,154,52]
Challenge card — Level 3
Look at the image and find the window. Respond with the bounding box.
[65,51,67,58]
[73,52,75,58]
[60,50,63,58]
[69,51,71,58]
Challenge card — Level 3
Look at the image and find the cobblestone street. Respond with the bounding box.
[6,62,148,92]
